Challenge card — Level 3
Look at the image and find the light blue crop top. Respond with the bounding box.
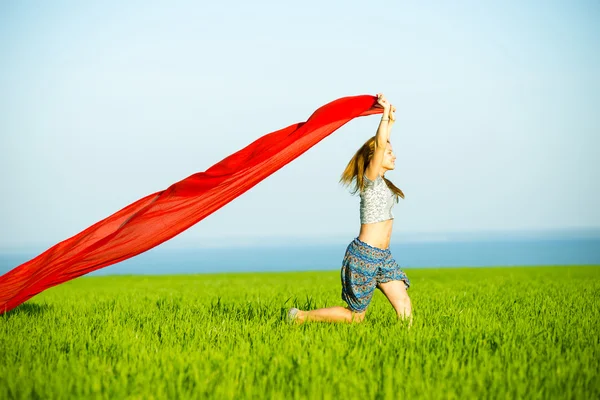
[360,174,395,224]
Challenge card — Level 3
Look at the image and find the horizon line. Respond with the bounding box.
[1,226,599,253]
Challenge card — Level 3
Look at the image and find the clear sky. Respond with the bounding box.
[1,1,599,250]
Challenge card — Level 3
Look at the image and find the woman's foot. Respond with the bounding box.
[287,307,300,324]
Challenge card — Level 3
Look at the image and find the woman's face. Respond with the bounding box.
[382,143,396,170]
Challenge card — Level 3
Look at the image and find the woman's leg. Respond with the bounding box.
[378,280,412,321]
[289,238,376,324]
[377,252,412,322]
[294,307,366,324]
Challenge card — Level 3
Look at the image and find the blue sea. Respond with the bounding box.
[1,236,599,277]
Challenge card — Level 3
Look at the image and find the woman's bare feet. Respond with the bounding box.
[287,307,300,324]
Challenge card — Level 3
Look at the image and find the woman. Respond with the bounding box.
[288,93,412,324]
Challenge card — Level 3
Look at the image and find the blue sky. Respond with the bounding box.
[1,1,599,250]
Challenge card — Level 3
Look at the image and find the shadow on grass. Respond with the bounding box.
[1,303,51,319]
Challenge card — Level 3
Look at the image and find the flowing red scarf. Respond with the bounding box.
[0,94,383,313]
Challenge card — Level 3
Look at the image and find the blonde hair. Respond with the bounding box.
[339,136,405,201]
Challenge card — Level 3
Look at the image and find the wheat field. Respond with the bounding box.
[1,266,599,399]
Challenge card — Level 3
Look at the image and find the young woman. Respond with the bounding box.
[288,93,412,324]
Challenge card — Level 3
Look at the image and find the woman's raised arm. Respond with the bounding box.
[366,93,393,180]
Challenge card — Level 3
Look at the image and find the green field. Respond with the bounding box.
[1,266,599,399]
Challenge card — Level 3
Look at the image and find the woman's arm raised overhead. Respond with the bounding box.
[365,93,394,181]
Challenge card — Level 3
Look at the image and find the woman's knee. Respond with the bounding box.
[395,297,412,317]
[349,309,366,323]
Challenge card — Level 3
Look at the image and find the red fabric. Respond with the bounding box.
[0,95,382,313]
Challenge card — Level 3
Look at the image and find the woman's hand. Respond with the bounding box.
[376,93,396,123]
[389,104,396,123]
[376,93,391,111]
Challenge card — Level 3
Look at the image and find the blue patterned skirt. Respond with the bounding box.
[341,237,410,313]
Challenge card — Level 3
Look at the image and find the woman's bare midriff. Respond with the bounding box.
[358,219,394,250]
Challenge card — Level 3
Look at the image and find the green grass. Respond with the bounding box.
[1,266,599,399]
